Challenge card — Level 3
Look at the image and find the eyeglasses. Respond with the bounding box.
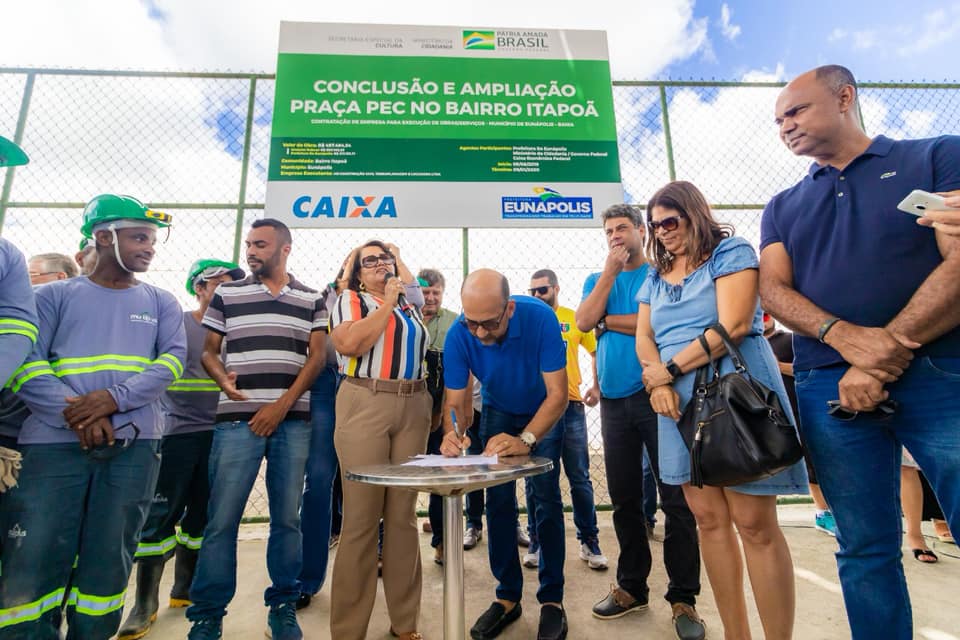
[360,253,396,269]
[529,285,552,296]
[826,399,898,421]
[648,215,685,232]
[86,422,141,460]
[461,303,508,333]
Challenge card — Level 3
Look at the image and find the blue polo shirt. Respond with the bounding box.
[443,295,566,416]
[582,264,649,399]
[760,134,960,370]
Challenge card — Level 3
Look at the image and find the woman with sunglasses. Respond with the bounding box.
[328,240,430,640]
[635,181,808,640]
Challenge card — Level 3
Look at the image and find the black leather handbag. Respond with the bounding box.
[677,324,803,488]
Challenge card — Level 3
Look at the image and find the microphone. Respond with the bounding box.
[384,272,414,317]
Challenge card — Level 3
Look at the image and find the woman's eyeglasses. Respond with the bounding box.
[648,215,684,232]
[529,286,551,296]
[461,304,508,333]
[360,253,396,269]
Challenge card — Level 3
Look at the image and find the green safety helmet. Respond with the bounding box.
[80,194,172,238]
[185,258,245,296]
[0,136,28,168]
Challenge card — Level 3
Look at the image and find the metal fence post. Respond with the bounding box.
[232,77,258,263]
[659,84,677,182]
[0,72,36,233]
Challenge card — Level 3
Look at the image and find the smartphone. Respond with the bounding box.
[897,189,949,217]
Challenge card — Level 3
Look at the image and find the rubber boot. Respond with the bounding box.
[169,544,199,608]
[118,558,164,640]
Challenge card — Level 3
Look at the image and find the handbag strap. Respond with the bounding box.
[691,333,715,393]
[708,323,750,374]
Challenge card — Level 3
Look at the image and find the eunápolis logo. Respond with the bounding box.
[463,31,496,50]
[502,187,593,219]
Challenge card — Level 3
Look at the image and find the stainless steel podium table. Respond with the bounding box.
[346,456,553,640]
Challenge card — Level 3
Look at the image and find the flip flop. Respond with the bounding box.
[912,548,938,563]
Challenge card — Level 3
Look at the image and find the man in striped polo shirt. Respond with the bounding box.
[119,259,244,640]
[186,219,327,640]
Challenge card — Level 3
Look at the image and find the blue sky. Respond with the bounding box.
[665,0,960,82]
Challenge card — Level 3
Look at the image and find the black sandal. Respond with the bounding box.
[912,548,938,563]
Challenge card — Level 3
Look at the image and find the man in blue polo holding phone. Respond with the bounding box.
[439,268,569,640]
[759,64,960,640]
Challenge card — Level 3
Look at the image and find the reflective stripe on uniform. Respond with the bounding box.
[9,360,55,392]
[176,529,203,550]
[135,534,177,558]
[65,587,126,616]
[0,588,66,629]
[11,353,184,392]
[167,377,218,393]
[0,318,39,343]
[155,353,184,379]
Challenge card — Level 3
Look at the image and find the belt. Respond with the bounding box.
[344,376,427,397]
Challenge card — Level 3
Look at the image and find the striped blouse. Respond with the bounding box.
[330,289,428,381]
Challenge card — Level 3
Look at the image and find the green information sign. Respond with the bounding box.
[267,22,623,227]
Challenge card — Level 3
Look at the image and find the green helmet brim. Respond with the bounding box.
[0,136,28,168]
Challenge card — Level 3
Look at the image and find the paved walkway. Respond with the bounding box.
[128,504,959,639]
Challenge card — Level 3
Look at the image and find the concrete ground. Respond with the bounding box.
[128,504,959,640]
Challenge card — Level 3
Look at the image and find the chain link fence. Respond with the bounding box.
[2,68,958,519]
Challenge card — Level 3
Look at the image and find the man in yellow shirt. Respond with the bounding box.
[523,269,608,570]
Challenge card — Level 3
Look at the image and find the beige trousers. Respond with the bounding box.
[330,381,431,639]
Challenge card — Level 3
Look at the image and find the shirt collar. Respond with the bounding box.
[808,135,894,178]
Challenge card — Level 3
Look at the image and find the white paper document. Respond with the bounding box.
[402,454,499,467]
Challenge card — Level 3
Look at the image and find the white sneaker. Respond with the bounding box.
[579,539,609,570]
[517,523,531,548]
[522,541,540,568]
[463,526,482,550]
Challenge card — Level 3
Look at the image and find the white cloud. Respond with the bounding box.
[851,30,878,50]
[827,28,847,43]
[740,62,786,83]
[720,3,742,41]
[2,0,712,80]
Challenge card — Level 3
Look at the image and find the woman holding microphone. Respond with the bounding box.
[328,240,431,640]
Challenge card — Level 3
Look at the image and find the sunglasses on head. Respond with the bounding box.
[360,253,396,269]
[826,399,898,421]
[648,215,685,232]
[461,303,508,333]
[529,285,551,296]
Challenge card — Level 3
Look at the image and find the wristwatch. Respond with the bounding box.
[519,431,537,450]
[665,358,683,380]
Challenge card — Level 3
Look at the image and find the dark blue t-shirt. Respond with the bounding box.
[443,295,566,416]
[760,135,960,370]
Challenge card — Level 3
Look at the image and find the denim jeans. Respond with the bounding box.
[525,401,599,542]
[299,365,340,594]
[600,390,700,606]
[795,358,960,640]
[0,441,160,640]
[641,445,659,525]
[481,405,564,603]
[188,419,311,620]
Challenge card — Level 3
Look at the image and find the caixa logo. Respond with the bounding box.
[293,195,397,218]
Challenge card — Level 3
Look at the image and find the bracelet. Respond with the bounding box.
[818,317,841,343]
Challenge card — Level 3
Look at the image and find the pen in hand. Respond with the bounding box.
[450,408,467,457]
